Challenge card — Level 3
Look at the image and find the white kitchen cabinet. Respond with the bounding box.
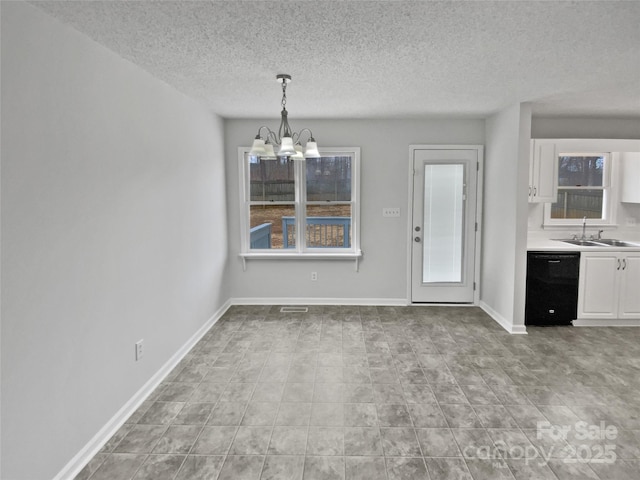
[578,251,640,320]
[620,152,640,203]
[529,140,558,203]
[619,254,640,318]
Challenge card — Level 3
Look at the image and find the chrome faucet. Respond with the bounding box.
[581,216,587,240]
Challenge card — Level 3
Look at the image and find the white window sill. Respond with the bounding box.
[239,250,363,271]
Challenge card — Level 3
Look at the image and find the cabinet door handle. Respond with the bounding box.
[617,259,621,270]
[622,258,627,270]
[533,186,537,196]
[529,186,532,196]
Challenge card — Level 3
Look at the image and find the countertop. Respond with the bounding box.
[528,235,640,252]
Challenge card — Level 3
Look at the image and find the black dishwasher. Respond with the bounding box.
[525,252,580,326]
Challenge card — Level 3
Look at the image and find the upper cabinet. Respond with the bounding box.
[621,151,640,203]
[529,139,558,203]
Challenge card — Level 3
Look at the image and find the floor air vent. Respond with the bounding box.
[280,306,309,313]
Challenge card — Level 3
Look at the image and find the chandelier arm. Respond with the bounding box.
[255,125,273,139]
[295,128,315,144]
[265,129,279,145]
[254,125,279,145]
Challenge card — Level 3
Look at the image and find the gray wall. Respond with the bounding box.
[224,118,485,302]
[481,104,531,332]
[1,3,228,479]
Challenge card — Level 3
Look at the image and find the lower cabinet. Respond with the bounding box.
[620,254,640,318]
[578,251,640,320]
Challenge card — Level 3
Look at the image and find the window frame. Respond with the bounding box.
[238,146,362,264]
[543,151,614,227]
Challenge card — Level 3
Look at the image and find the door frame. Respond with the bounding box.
[406,145,484,305]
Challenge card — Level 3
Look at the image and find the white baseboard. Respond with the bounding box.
[573,318,640,327]
[479,301,528,334]
[53,299,232,480]
[229,297,409,306]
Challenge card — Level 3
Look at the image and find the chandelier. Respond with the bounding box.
[249,74,320,161]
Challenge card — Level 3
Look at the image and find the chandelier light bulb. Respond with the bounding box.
[278,136,296,156]
[249,137,266,156]
[291,144,305,161]
[263,142,276,159]
[304,140,321,159]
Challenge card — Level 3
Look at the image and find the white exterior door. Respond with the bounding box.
[410,146,481,303]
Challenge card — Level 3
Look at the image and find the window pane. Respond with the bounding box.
[306,156,352,201]
[249,204,296,249]
[550,189,603,219]
[305,204,351,248]
[422,164,464,283]
[250,159,295,202]
[558,155,604,187]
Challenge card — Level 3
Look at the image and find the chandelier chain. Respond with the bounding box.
[281,80,287,109]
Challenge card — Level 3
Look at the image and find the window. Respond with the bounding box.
[545,152,612,225]
[239,147,361,259]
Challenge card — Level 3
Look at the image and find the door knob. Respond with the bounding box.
[414,226,421,232]
[414,237,421,242]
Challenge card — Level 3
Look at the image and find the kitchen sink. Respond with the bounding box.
[560,240,605,247]
[556,238,640,247]
[595,239,640,247]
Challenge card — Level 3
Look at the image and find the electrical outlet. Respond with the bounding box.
[311,272,318,281]
[135,340,144,361]
[383,207,400,217]
[626,217,637,227]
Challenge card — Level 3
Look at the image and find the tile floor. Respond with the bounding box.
[76,305,640,480]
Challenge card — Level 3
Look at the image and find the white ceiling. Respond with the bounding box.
[30,0,640,120]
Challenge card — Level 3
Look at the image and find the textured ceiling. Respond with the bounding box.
[30,0,640,119]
